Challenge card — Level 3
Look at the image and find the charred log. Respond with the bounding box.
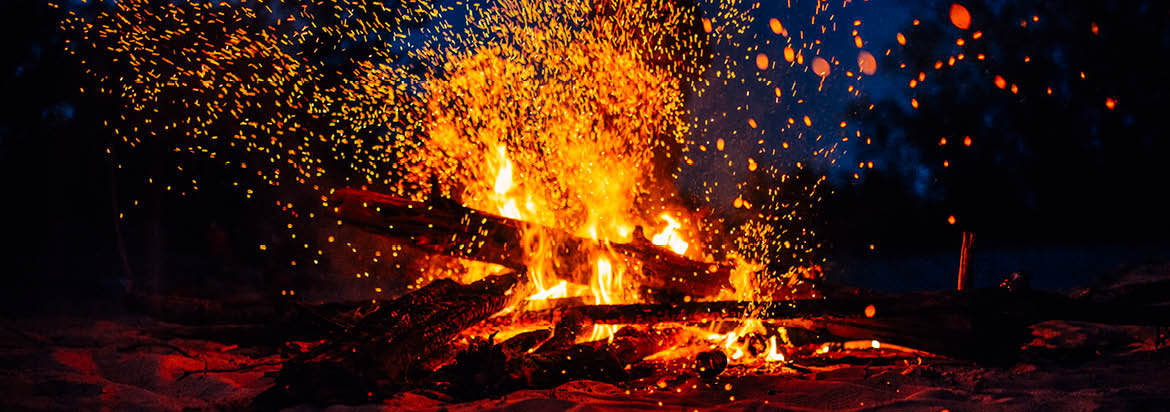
[255,273,523,409]
[497,289,1170,362]
[432,326,683,400]
[329,188,731,298]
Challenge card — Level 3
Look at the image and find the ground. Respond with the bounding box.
[2,265,1168,411]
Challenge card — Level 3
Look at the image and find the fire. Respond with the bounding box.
[589,257,623,342]
[493,146,524,220]
[71,0,840,371]
[527,280,567,301]
[704,320,788,365]
[390,0,746,323]
[593,258,620,307]
[650,214,689,255]
[765,336,786,362]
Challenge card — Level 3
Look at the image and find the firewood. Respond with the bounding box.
[330,188,731,298]
[491,289,1170,362]
[432,326,684,400]
[255,272,524,409]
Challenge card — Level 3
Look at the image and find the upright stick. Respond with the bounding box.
[957,232,974,290]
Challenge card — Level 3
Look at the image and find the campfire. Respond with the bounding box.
[44,0,1170,409]
[265,0,832,399]
[218,177,1167,408]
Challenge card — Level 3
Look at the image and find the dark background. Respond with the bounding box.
[2,1,1168,314]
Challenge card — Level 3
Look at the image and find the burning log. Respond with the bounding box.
[538,289,1166,325]
[481,295,876,329]
[255,272,524,409]
[493,288,1170,362]
[133,273,1170,408]
[131,283,1169,368]
[432,326,685,400]
[329,188,731,298]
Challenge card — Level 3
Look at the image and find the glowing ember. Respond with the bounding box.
[769,18,786,36]
[811,57,831,77]
[950,4,972,30]
[858,51,877,75]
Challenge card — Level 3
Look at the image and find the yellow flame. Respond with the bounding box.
[594,258,614,305]
[589,257,621,342]
[493,146,514,196]
[706,319,790,364]
[493,146,524,220]
[650,214,689,255]
[527,280,567,300]
[765,336,785,362]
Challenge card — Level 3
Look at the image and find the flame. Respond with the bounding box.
[705,318,789,364]
[493,147,524,220]
[765,336,786,362]
[594,257,615,305]
[527,280,567,300]
[68,0,847,368]
[589,257,622,342]
[415,22,706,306]
[493,146,514,197]
[650,214,689,255]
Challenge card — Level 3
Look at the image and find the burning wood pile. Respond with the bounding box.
[127,184,1170,409]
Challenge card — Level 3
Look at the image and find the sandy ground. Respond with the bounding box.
[0,315,279,411]
[2,315,1166,411]
[2,264,1168,411]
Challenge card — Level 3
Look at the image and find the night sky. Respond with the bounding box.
[2,0,1168,313]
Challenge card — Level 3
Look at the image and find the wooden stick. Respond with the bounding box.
[957,232,975,290]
